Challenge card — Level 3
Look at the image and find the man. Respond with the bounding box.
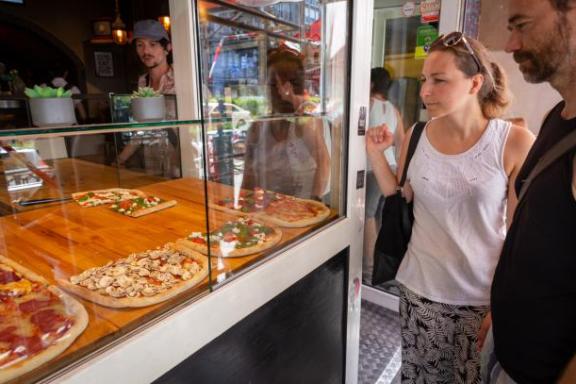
[117,19,179,176]
[485,0,576,382]
[133,19,175,95]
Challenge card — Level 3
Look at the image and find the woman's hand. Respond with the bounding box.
[366,124,394,155]
[477,312,492,351]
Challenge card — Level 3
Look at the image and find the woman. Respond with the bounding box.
[366,32,534,382]
[242,47,330,200]
[363,67,404,283]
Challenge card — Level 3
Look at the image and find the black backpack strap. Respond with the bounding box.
[399,121,426,187]
[517,129,576,203]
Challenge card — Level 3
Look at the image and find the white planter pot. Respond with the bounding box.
[29,98,76,127]
[131,96,166,122]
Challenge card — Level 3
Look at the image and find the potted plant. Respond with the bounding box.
[131,87,166,122]
[25,86,77,127]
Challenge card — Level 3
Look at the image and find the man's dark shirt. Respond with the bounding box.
[491,102,576,383]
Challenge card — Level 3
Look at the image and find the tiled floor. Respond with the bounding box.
[358,300,401,384]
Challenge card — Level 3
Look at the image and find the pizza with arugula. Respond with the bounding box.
[110,196,177,217]
[177,217,282,257]
[72,188,145,207]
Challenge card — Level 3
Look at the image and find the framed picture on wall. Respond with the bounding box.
[94,51,114,77]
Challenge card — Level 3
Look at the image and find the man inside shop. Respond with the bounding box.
[133,19,175,95]
[116,19,179,177]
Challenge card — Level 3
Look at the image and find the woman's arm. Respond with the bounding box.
[302,117,330,197]
[502,125,535,226]
[241,123,260,191]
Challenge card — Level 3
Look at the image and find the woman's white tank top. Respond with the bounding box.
[396,118,511,306]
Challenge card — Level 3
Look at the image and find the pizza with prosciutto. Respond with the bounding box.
[0,256,88,383]
[58,243,208,308]
[212,188,331,228]
[177,217,282,257]
[72,188,146,207]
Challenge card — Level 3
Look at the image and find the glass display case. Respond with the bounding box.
[0,0,367,381]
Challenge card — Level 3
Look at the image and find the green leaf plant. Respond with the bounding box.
[131,87,162,98]
[24,85,72,98]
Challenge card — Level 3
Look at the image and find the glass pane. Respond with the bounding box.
[0,122,209,382]
[196,0,349,285]
[0,0,180,132]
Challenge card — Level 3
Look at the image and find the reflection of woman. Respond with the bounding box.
[367,33,534,382]
[363,67,404,283]
[242,48,330,200]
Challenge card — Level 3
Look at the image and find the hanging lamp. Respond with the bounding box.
[112,0,128,45]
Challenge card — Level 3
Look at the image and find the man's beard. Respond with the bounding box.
[514,18,572,83]
[513,50,558,83]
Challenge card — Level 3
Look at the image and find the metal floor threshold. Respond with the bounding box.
[358,299,401,384]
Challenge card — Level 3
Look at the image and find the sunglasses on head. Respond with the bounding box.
[430,32,483,73]
[429,31,495,88]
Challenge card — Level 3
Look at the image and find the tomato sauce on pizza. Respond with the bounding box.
[0,257,87,381]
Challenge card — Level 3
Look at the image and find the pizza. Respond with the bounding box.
[211,187,331,228]
[58,243,208,308]
[0,255,88,383]
[72,188,145,207]
[110,196,177,218]
[213,188,280,214]
[177,217,282,258]
[261,195,331,227]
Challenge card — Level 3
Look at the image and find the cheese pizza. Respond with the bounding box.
[0,256,88,383]
[212,188,330,228]
[58,243,208,308]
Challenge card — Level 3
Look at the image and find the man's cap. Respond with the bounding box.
[133,19,169,42]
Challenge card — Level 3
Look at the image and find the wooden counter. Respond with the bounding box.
[1,159,334,383]
[0,158,164,214]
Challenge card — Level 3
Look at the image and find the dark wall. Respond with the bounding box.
[155,249,349,384]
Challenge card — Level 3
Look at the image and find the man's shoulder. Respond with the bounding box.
[539,101,565,131]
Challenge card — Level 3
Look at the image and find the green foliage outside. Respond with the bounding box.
[231,96,267,116]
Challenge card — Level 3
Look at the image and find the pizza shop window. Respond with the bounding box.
[198,0,349,282]
[0,0,350,381]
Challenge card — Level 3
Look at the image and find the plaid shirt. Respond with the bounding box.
[138,66,175,95]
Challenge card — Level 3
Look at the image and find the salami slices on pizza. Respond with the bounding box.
[58,243,208,308]
[0,255,88,383]
[110,196,177,218]
[72,188,145,207]
[211,188,330,228]
[177,217,282,258]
